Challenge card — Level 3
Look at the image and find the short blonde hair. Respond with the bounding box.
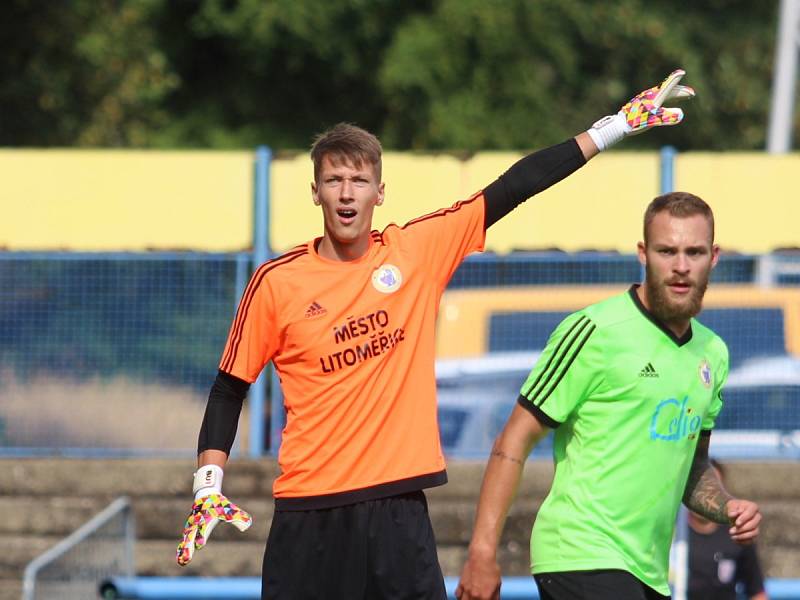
[643,191,715,244]
[310,123,382,182]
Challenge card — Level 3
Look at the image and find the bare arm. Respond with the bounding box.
[682,435,732,523]
[575,131,600,162]
[683,435,762,543]
[198,449,228,469]
[456,404,551,600]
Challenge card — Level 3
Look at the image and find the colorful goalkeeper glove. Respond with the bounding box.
[588,69,695,151]
[176,464,252,566]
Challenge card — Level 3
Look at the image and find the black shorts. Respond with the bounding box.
[262,490,446,600]
[534,569,671,600]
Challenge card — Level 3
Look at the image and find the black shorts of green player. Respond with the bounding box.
[261,491,446,600]
[535,570,671,600]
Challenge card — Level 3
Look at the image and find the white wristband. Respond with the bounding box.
[587,112,629,152]
[193,464,224,500]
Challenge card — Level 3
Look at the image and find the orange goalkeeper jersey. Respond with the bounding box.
[219,193,485,509]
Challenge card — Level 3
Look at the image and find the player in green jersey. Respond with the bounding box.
[456,192,762,600]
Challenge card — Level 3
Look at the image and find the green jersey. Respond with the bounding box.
[519,286,728,596]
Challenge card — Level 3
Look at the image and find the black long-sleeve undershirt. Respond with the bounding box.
[482,137,586,229]
[197,370,250,455]
[198,137,587,455]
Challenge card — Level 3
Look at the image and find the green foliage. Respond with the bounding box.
[1,0,178,146]
[0,0,788,150]
[380,0,780,150]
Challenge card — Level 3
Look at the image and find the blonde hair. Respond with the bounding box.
[310,123,382,182]
[643,191,715,244]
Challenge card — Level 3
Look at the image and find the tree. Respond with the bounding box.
[0,0,786,151]
[150,0,433,149]
[378,0,780,151]
[0,0,178,147]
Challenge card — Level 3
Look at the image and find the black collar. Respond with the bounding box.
[628,284,693,347]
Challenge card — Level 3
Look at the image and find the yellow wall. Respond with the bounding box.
[270,151,661,254]
[0,149,252,251]
[1,149,798,252]
[676,153,800,253]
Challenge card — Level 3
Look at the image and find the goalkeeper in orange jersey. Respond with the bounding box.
[178,71,696,600]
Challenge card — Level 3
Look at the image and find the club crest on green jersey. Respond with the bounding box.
[371,264,402,293]
[698,359,712,388]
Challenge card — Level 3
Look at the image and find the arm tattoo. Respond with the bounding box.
[490,449,524,466]
[682,437,733,524]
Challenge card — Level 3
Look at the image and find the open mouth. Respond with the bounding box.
[337,208,357,224]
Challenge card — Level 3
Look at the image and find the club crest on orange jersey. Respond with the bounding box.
[371,264,402,294]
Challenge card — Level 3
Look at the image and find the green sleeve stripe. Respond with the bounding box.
[520,314,589,399]
[521,314,594,402]
[517,395,561,428]
[533,323,595,408]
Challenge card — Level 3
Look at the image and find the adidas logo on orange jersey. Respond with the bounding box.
[305,301,327,318]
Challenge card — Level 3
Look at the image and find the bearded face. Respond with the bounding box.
[638,212,719,331]
[644,261,710,323]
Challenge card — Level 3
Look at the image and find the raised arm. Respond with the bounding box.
[683,435,762,543]
[455,405,550,600]
[483,69,694,229]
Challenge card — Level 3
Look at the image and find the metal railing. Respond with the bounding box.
[22,496,135,600]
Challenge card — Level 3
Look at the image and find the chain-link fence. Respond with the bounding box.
[0,252,249,455]
[436,251,800,459]
[3,250,799,457]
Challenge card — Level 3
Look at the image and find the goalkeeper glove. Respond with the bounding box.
[176,464,252,566]
[588,69,695,152]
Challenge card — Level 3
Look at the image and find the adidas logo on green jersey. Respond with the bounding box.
[639,362,658,377]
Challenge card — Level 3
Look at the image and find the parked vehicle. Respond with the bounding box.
[436,352,800,459]
[435,352,548,459]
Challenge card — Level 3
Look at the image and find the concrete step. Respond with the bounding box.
[0,495,117,537]
[7,457,800,501]
[1,458,523,499]
[4,492,797,546]
[0,493,537,545]
[1,534,61,578]
[0,579,21,600]
[134,539,533,579]
[0,535,259,578]
[7,526,800,583]
[2,457,278,498]
[0,495,275,541]
[138,539,264,577]
[758,499,800,547]
[4,457,800,587]
[760,544,800,579]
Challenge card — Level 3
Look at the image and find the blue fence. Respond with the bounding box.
[0,252,250,455]
[2,250,800,457]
